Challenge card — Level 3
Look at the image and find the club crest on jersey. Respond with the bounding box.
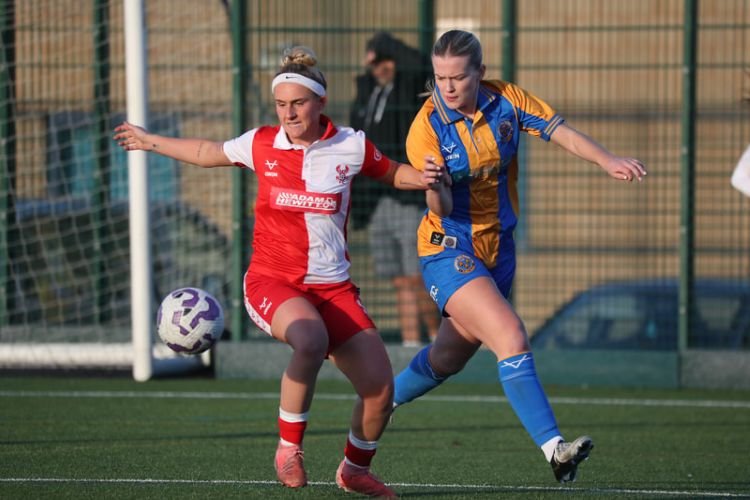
[373,148,382,161]
[498,120,513,143]
[335,164,350,184]
[453,254,475,274]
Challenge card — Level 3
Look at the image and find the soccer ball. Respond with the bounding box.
[157,287,224,355]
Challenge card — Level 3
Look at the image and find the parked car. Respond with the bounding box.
[530,279,750,351]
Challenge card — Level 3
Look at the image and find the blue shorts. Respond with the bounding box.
[420,249,516,314]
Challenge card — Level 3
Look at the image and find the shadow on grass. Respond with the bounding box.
[3,421,517,447]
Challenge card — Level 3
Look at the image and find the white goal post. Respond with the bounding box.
[0,341,209,375]
[124,0,209,381]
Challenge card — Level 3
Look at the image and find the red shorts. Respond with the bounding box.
[243,272,376,353]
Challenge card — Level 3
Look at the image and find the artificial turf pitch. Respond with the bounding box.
[1,375,749,499]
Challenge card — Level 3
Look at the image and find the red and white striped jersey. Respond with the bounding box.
[223,116,391,284]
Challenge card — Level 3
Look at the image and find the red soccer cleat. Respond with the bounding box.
[274,441,307,488]
[335,459,397,498]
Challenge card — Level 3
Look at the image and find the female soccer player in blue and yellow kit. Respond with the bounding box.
[394,30,647,484]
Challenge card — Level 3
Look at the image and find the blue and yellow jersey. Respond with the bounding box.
[406,80,563,269]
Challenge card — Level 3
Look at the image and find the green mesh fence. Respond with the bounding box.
[1,0,748,369]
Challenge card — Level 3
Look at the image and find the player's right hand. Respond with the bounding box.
[113,121,151,152]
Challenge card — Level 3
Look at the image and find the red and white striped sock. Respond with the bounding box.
[343,430,378,468]
[278,408,308,447]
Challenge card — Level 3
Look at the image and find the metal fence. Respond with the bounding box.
[1,0,749,358]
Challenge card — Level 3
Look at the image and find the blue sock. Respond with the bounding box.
[394,346,447,406]
[498,353,561,447]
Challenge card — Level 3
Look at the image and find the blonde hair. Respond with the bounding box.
[277,46,327,91]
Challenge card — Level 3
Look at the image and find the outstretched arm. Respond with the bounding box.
[376,158,452,215]
[113,121,231,168]
[550,123,647,182]
[377,159,448,191]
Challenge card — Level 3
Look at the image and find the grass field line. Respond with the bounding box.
[0,477,746,497]
[1,389,750,409]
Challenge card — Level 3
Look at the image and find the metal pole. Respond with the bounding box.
[501,0,516,82]
[124,0,153,381]
[418,0,434,59]
[502,0,526,259]
[93,0,112,324]
[679,0,698,361]
[0,0,16,326]
[230,0,249,340]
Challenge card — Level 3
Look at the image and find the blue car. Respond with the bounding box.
[530,279,750,351]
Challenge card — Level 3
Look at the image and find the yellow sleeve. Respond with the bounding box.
[406,101,442,172]
[488,80,561,140]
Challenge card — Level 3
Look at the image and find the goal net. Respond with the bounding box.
[0,1,237,377]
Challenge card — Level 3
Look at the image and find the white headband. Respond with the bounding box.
[271,73,326,97]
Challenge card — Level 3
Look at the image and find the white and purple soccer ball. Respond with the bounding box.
[157,287,224,355]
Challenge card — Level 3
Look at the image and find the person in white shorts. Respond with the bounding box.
[114,45,449,498]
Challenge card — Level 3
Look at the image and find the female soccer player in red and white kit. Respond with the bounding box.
[115,46,448,498]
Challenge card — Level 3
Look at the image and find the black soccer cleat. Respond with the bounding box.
[550,435,594,483]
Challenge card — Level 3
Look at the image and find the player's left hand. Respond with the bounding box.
[602,156,647,182]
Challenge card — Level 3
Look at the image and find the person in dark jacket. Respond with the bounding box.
[350,32,439,346]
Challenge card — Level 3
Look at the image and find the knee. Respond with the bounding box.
[506,321,531,352]
[492,322,531,358]
[290,334,329,363]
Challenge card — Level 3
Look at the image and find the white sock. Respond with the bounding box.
[279,407,309,423]
[542,435,563,462]
[348,430,378,450]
